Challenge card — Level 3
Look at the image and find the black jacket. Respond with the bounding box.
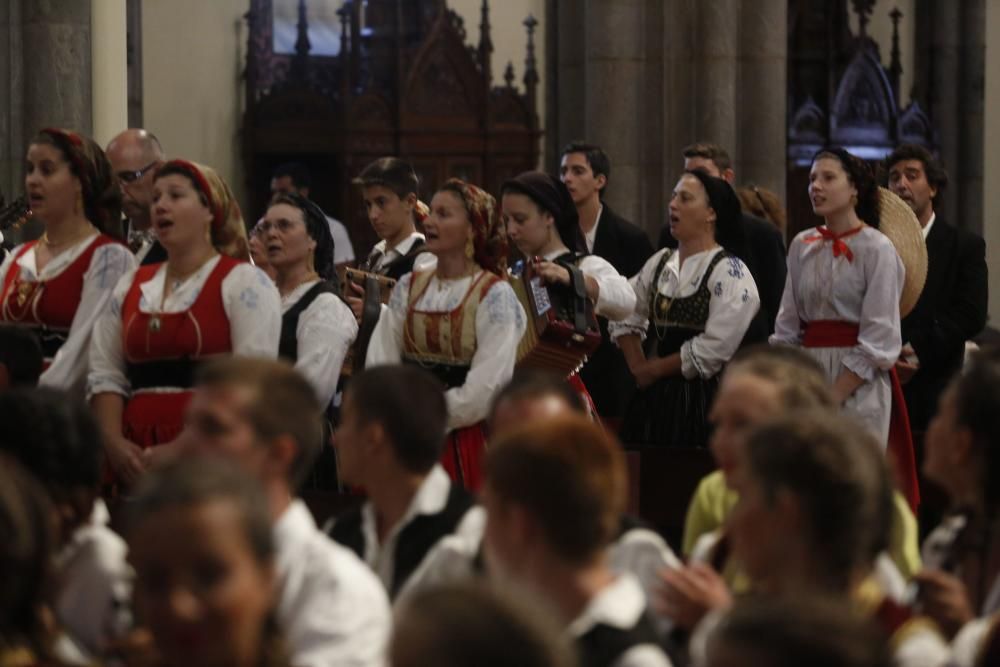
[659,212,786,344]
[581,205,655,420]
[901,218,988,431]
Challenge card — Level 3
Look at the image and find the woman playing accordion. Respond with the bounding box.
[500,171,635,409]
[366,178,525,491]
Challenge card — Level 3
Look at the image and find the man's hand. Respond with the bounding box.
[656,563,732,631]
[913,569,976,639]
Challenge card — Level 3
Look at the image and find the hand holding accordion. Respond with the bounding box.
[510,257,602,378]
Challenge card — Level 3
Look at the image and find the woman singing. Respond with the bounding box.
[262,191,356,407]
[366,178,525,491]
[0,128,134,393]
[611,171,759,447]
[89,160,281,484]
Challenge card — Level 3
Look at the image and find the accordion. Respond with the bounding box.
[341,268,397,376]
[510,258,601,377]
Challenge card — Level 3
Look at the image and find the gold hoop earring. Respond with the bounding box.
[465,236,475,260]
[75,192,84,216]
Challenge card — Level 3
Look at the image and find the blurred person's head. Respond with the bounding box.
[126,456,282,667]
[483,416,626,590]
[728,410,893,596]
[709,345,835,485]
[270,162,312,198]
[0,325,43,389]
[488,369,588,438]
[178,358,323,513]
[390,582,575,667]
[335,365,447,488]
[0,388,105,545]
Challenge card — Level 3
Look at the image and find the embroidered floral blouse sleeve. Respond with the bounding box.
[680,255,760,379]
[770,234,805,346]
[445,280,526,431]
[608,248,670,342]
[841,237,904,382]
[86,270,137,399]
[221,264,282,358]
[578,254,637,321]
[364,272,411,367]
[295,293,358,406]
[42,243,136,392]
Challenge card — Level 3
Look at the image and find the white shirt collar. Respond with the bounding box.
[567,573,647,637]
[922,211,936,241]
[372,232,425,263]
[137,254,221,313]
[273,499,319,551]
[16,233,100,281]
[584,205,604,253]
[360,465,452,567]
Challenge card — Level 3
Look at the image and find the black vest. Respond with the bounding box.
[278,280,341,361]
[327,481,475,598]
[576,613,663,667]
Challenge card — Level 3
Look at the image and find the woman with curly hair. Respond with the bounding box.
[367,178,526,491]
[0,128,135,393]
[88,160,281,485]
[771,148,905,445]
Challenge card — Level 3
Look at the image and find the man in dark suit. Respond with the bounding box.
[105,129,167,265]
[659,143,786,344]
[887,144,988,432]
[560,141,654,424]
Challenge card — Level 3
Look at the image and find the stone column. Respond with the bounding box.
[737,0,787,205]
[583,0,646,225]
[958,0,985,235]
[91,0,128,147]
[692,0,739,154]
[549,0,586,172]
[928,0,960,226]
[981,0,1000,322]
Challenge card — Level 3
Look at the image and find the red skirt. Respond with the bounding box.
[123,391,193,449]
[441,423,487,492]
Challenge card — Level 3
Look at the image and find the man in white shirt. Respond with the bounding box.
[271,162,356,268]
[105,129,167,265]
[178,357,390,667]
[326,365,482,599]
[482,414,672,667]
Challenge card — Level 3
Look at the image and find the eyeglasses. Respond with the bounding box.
[117,161,159,185]
[253,219,299,235]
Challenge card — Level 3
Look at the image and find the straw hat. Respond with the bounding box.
[877,187,927,317]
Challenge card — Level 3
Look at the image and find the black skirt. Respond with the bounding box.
[619,373,719,448]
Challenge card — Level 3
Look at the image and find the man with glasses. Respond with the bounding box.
[105,129,166,264]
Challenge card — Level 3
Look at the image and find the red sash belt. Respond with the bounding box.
[800,320,921,510]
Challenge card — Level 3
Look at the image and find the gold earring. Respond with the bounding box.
[465,237,475,260]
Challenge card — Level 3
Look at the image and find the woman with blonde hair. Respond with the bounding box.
[89,160,281,485]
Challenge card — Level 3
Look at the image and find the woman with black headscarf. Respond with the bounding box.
[500,171,635,322]
[262,191,356,408]
[610,171,760,447]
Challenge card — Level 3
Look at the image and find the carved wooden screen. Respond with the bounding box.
[243,0,540,257]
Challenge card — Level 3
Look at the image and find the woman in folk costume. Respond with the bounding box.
[88,160,281,485]
[771,147,920,508]
[366,178,526,491]
[610,170,760,447]
[500,170,635,412]
[0,128,135,393]
[263,192,356,408]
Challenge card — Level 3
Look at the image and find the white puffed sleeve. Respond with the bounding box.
[221,264,282,358]
[578,254,636,321]
[364,272,411,367]
[294,293,358,406]
[42,243,136,393]
[609,248,672,342]
[680,256,760,379]
[86,269,137,399]
[445,281,526,430]
[842,238,904,382]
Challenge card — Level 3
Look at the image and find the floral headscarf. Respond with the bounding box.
[438,178,508,275]
[155,159,249,261]
[36,128,122,238]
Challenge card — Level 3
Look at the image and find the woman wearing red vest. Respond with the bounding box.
[89,160,281,484]
[366,178,526,491]
[0,128,134,393]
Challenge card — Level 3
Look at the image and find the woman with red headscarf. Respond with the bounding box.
[0,128,135,393]
[88,160,281,485]
[366,178,526,491]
